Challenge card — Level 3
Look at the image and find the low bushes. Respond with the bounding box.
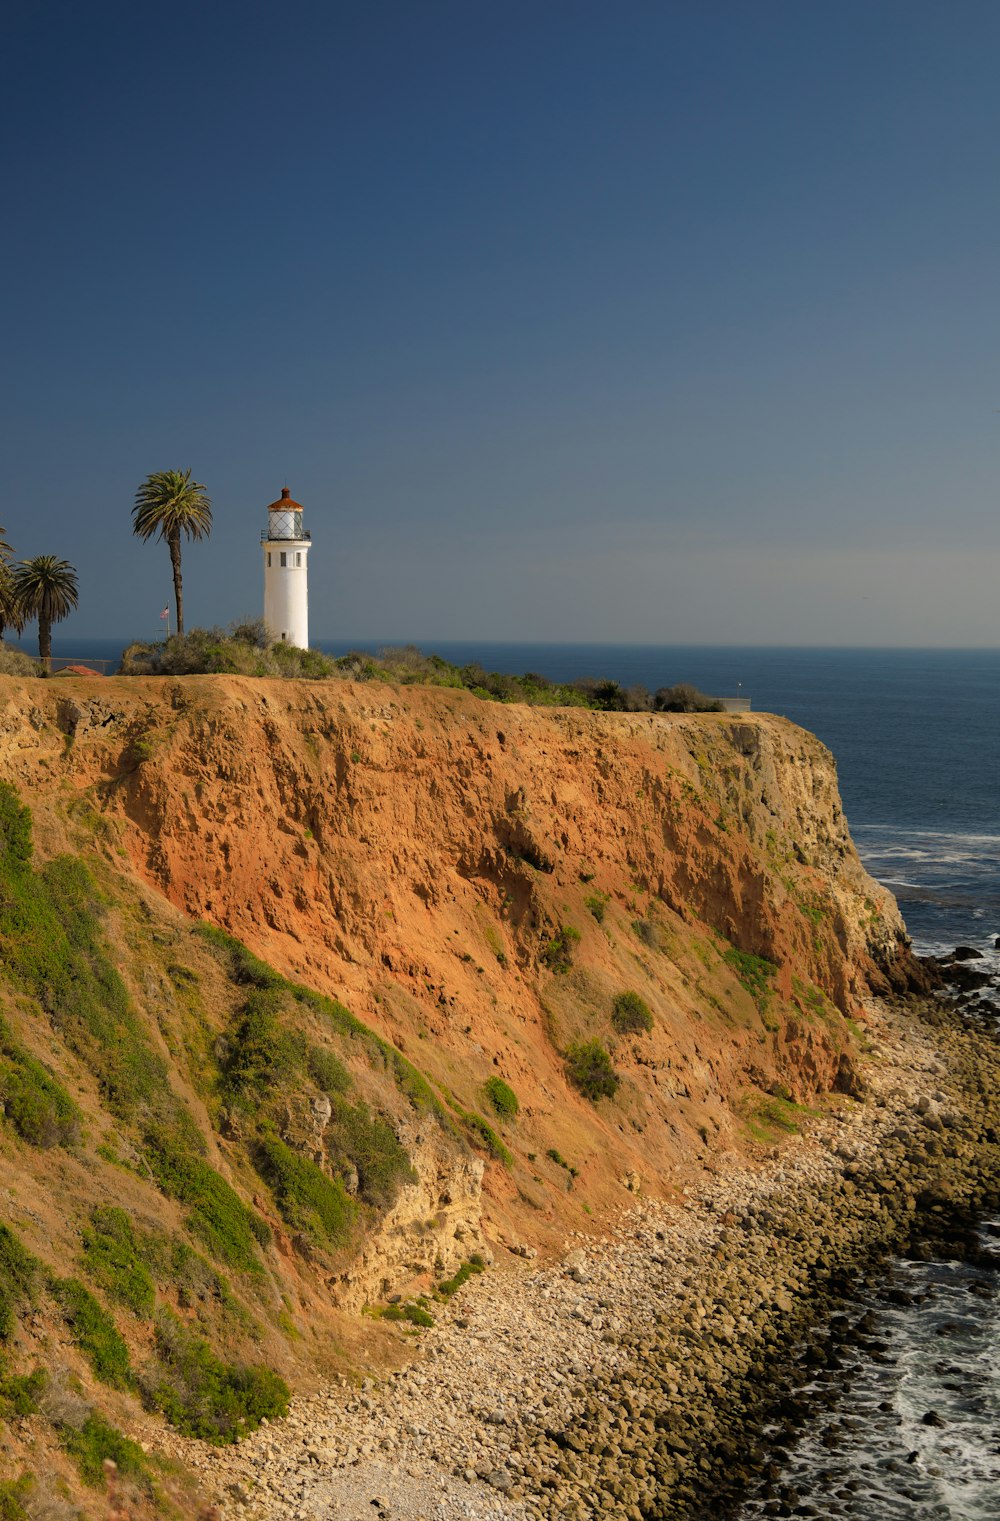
[326,1098,416,1210]
[584,891,609,923]
[376,1300,434,1328]
[220,986,306,1109]
[482,1076,519,1119]
[652,683,724,712]
[724,947,778,1011]
[0,1366,45,1420]
[81,1207,156,1317]
[438,1256,486,1296]
[146,1311,289,1443]
[254,1133,356,1249]
[120,624,338,679]
[565,1040,619,1102]
[142,1124,270,1271]
[0,1476,34,1521]
[0,1224,38,1341]
[611,991,654,1035]
[542,925,581,974]
[0,644,39,677]
[52,1278,132,1389]
[449,1103,514,1167]
[0,1018,81,1148]
[58,1412,148,1487]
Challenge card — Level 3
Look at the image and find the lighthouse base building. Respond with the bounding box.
[262,487,311,648]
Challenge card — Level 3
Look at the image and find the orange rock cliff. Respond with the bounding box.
[0,673,928,1505]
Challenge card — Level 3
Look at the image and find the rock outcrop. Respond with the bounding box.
[0,674,928,1516]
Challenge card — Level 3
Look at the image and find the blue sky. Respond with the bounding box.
[3,0,1000,645]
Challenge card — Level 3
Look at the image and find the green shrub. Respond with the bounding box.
[653,683,723,713]
[565,1040,619,1102]
[0,1476,33,1521]
[306,1044,351,1096]
[59,1412,148,1486]
[327,1099,416,1210]
[482,1076,519,1119]
[199,924,449,1122]
[632,918,658,949]
[378,1300,435,1328]
[255,1134,356,1248]
[542,925,581,974]
[0,1018,81,1148]
[142,1124,269,1270]
[437,1259,486,1296]
[0,1224,38,1341]
[52,1278,132,1389]
[0,644,39,677]
[723,947,778,1011]
[611,991,654,1035]
[120,627,339,680]
[0,790,269,1277]
[0,1365,45,1420]
[146,1311,289,1443]
[82,1207,156,1317]
[584,891,609,923]
[546,1148,579,1179]
[196,923,283,989]
[220,987,305,1109]
[447,1103,514,1167]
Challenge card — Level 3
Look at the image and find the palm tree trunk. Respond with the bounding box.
[38,616,51,666]
[169,532,184,636]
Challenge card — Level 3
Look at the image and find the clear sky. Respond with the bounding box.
[4,0,1000,646]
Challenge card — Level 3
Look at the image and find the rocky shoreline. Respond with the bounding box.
[172,995,1000,1521]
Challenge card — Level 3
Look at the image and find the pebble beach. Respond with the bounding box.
[159,994,1000,1521]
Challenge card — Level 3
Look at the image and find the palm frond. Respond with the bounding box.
[132,469,213,542]
[14,556,79,625]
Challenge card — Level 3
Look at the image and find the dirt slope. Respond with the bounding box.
[0,675,918,1515]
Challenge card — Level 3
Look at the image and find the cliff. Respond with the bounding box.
[0,676,916,1515]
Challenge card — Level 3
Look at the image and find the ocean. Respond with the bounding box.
[39,638,1000,1514]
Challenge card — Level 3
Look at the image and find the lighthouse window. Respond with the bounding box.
[267,552,271,567]
[280,552,287,567]
[296,552,302,566]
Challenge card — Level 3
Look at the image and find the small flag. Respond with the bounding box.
[159,607,169,620]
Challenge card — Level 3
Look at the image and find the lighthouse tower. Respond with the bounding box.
[262,487,311,648]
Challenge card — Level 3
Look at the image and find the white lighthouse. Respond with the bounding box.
[262,487,311,648]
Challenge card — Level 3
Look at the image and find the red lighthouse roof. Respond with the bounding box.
[265,486,304,512]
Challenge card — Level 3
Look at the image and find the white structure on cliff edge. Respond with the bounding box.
[262,487,311,648]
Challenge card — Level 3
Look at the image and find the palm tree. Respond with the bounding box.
[0,527,23,642]
[132,469,212,636]
[15,556,79,664]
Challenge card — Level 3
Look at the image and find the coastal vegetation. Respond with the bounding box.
[121,620,335,677]
[610,990,654,1034]
[0,675,923,1517]
[0,522,79,666]
[483,1076,520,1119]
[116,626,725,711]
[131,468,213,637]
[565,1039,620,1101]
[12,555,78,662]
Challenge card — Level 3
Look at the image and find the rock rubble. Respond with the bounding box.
[159,997,1000,1521]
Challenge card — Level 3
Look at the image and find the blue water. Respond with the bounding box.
[37,639,1000,955]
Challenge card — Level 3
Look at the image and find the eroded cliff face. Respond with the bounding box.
[0,675,922,1512]
[0,678,914,1235]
